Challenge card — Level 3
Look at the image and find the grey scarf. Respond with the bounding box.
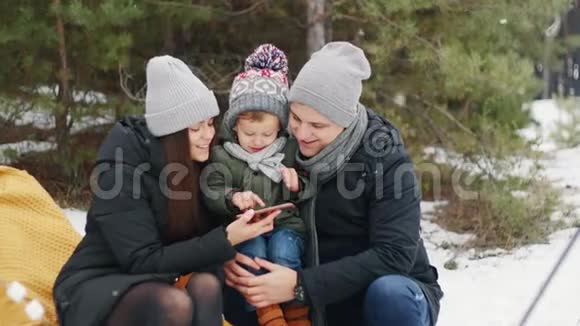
[296,104,368,184]
[224,137,287,183]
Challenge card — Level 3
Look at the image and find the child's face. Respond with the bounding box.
[234,113,280,153]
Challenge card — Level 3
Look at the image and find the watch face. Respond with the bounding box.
[294,285,305,301]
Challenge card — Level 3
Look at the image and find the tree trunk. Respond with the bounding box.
[324,0,333,43]
[162,16,176,54]
[306,0,326,56]
[54,0,72,150]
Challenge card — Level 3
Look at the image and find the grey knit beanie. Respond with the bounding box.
[288,42,371,128]
[145,55,219,137]
[223,44,289,134]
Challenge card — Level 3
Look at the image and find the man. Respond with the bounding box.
[224,42,443,326]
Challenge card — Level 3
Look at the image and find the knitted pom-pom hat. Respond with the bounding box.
[223,44,289,134]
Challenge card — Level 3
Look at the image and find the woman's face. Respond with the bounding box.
[289,102,345,157]
[188,118,215,162]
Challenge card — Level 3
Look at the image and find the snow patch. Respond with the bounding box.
[0,141,56,164]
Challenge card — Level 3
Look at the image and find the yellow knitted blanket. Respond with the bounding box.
[0,166,81,325]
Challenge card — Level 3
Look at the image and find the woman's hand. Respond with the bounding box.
[232,191,266,211]
[225,209,280,246]
[281,167,300,192]
[234,258,297,308]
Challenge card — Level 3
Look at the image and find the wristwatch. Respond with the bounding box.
[293,272,306,303]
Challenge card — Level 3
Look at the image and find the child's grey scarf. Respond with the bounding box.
[224,137,287,183]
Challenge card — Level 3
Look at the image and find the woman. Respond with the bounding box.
[53,55,279,326]
[223,42,443,326]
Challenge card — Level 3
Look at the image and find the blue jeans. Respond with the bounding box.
[235,228,304,310]
[224,274,432,326]
[364,275,431,326]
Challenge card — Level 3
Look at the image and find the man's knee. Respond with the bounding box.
[366,275,422,304]
[364,275,430,326]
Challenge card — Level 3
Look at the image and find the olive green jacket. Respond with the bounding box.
[203,138,312,234]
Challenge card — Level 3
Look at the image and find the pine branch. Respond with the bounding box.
[143,0,268,17]
[118,64,145,102]
[413,95,500,183]
[337,9,543,96]
[336,13,439,53]
[187,65,232,95]
[383,94,450,146]
[413,96,475,138]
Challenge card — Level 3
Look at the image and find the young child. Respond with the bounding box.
[203,44,312,326]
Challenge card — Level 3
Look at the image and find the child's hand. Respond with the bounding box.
[232,191,266,211]
[281,167,300,192]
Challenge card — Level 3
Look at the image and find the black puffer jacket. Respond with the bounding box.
[53,117,237,326]
[300,108,443,325]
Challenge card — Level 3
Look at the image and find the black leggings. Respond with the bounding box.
[106,273,222,326]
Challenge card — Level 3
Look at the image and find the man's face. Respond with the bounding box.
[288,102,345,157]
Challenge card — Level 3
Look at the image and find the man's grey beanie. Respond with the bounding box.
[145,55,219,137]
[288,42,371,128]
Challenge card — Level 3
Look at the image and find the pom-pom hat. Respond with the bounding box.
[223,44,289,133]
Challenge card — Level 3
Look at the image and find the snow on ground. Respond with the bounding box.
[61,208,87,236]
[0,110,54,130]
[0,97,115,164]
[423,204,580,326]
[423,99,580,326]
[0,109,115,134]
[60,99,579,326]
[0,141,56,164]
[1,87,111,131]
[518,99,572,152]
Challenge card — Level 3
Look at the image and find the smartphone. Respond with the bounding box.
[253,202,296,216]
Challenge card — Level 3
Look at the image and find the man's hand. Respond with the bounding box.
[231,191,266,211]
[224,253,259,287]
[233,257,297,308]
[281,167,300,192]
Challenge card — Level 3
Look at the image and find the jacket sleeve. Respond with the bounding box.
[202,150,240,219]
[301,150,422,306]
[91,162,237,275]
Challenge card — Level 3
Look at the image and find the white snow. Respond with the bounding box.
[423,146,536,180]
[423,205,580,326]
[0,141,56,164]
[61,208,87,236]
[34,85,108,105]
[423,99,580,326]
[0,110,54,130]
[0,94,115,163]
[59,99,580,326]
[0,109,114,133]
[1,86,111,131]
[519,99,574,152]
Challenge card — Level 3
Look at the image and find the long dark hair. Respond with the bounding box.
[160,128,214,243]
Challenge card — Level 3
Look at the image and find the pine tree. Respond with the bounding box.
[330,0,571,149]
[0,0,145,150]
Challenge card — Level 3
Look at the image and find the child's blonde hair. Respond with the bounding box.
[237,111,279,123]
